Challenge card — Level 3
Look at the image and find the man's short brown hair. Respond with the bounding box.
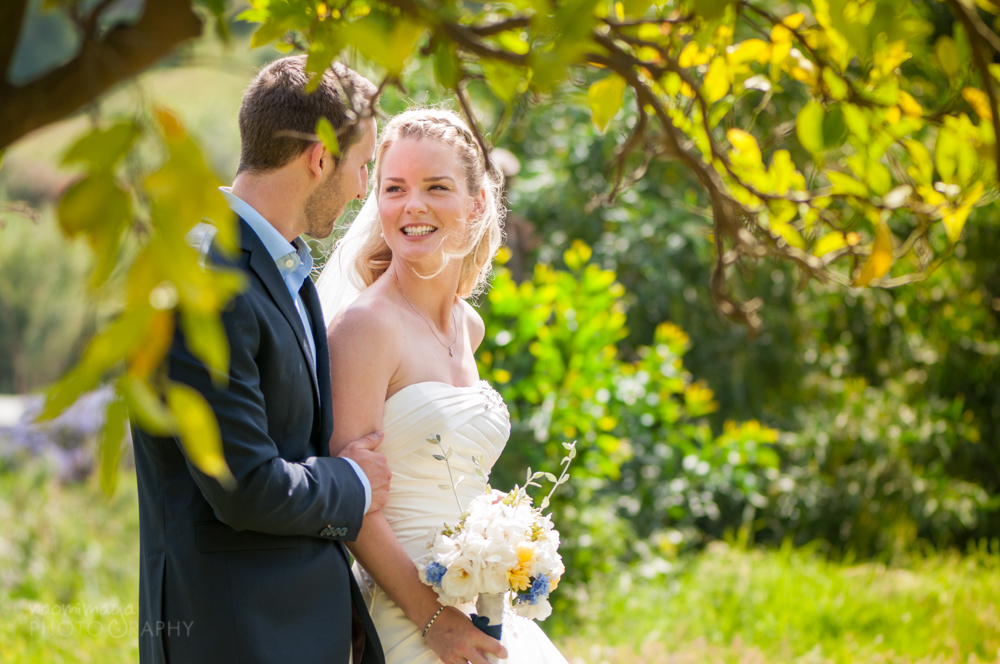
[237,56,378,174]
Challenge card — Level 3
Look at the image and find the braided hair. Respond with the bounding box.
[353,108,506,299]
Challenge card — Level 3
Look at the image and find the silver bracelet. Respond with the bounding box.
[421,606,445,639]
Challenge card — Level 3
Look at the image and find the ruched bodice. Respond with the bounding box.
[355,381,568,664]
[378,381,510,561]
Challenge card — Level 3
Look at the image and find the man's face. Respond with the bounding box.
[303,117,378,239]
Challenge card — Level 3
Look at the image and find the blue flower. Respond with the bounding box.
[518,574,551,605]
[425,562,448,587]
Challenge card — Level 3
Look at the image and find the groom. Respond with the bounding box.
[131,56,390,664]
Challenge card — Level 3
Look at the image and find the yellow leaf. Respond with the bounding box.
[588,74,627,132]
[121,375,175,436]
[898,91,923,118]
[771,24,793,45]
[813,231,848,257]
[167,382,235,487]
[727,128,762,164]
[853,222,894,286]
[943,181,984,243]
[782,12,805,29]
[726,39,770,65]
[704,57,730,102]
[962,87,993,121]
[564,240,593,271]
[128,311,175,380]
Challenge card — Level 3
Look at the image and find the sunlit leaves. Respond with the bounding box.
[942,181,984,244]
[167,382,235,487]
[363,17,423,76]
[797,101,825,155]
[853,220,894,287]
[315,116,340,156]
[432,38,461,90]
[587,74,626,132]
[62,121,139,172]
[482,60,529,105]
[933,35,960,80]
[98,399,129,495]
[703,57,730,103]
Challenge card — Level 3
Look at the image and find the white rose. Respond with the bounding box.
[514,597,552,621]
[440,557,479,603]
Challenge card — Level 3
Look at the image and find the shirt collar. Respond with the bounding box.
[220,187,312,276]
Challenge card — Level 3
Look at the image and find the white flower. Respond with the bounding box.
[440,557,479,603]
[514,597,552,620]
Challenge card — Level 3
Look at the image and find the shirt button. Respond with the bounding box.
[285,258,295,268]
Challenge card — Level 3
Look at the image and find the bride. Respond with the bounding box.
[318,109,569,664]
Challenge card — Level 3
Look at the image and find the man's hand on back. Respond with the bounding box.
[338,431,391,513]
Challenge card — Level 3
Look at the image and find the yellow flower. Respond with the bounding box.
[508,565,531,592]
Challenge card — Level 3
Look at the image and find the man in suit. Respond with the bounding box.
[132,56,390,664]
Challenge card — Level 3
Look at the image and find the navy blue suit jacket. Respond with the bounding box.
[132,218,384,664]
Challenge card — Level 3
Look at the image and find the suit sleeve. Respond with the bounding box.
[164,292,366,540]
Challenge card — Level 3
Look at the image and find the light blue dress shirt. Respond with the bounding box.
[220,187,371,513]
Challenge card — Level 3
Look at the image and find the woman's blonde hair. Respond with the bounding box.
[353,108,506,299]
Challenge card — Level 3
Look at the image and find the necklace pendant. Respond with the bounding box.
[448,347,454,357]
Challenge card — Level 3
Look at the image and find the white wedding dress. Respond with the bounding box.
[353,380,569,664]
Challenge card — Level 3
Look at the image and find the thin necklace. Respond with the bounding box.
[391,268,458,357]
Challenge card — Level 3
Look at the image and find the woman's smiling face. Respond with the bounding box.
[377,137,476,267]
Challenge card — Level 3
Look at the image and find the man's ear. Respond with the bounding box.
[307,142,329,183]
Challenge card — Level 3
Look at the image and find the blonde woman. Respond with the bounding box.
[318,109,568,664]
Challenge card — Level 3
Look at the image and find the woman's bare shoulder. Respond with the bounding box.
[461,298,486,351]
[326,284,404,357]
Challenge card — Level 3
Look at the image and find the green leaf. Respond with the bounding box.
[343,16,424,76]
[250,21,291,49]
[121,375,175,436]
[483,59,528,105]
[842,104,870,144]
[822,104,847,150]
[825,170,868,197]
[935,128,958,182]
[57,175,130,238]
[691,0,737,20]
[98,399,129,496]
[167,381,235,487]
[821,68,848,100]
[181,311,230,386]
[587,74,627,132]
[796,101,825,155]
[432,39,461,90]
[39,307,150,420]
[62,121,140,172]
[315,117,340,157]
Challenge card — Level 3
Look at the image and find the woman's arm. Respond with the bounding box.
[327,301,507,664]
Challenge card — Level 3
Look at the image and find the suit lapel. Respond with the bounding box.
[241,218,322,407]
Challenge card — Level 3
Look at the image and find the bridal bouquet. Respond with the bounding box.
[417,436,575,635]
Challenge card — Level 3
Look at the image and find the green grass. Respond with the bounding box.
[555,541,1000,664]
[0,464,139,663]
[2,464,998,663]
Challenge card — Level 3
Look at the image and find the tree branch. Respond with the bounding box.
[0,0,202,150]
[948,0,1000,172]
[0,0,30,79]
[467,16,532,37]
